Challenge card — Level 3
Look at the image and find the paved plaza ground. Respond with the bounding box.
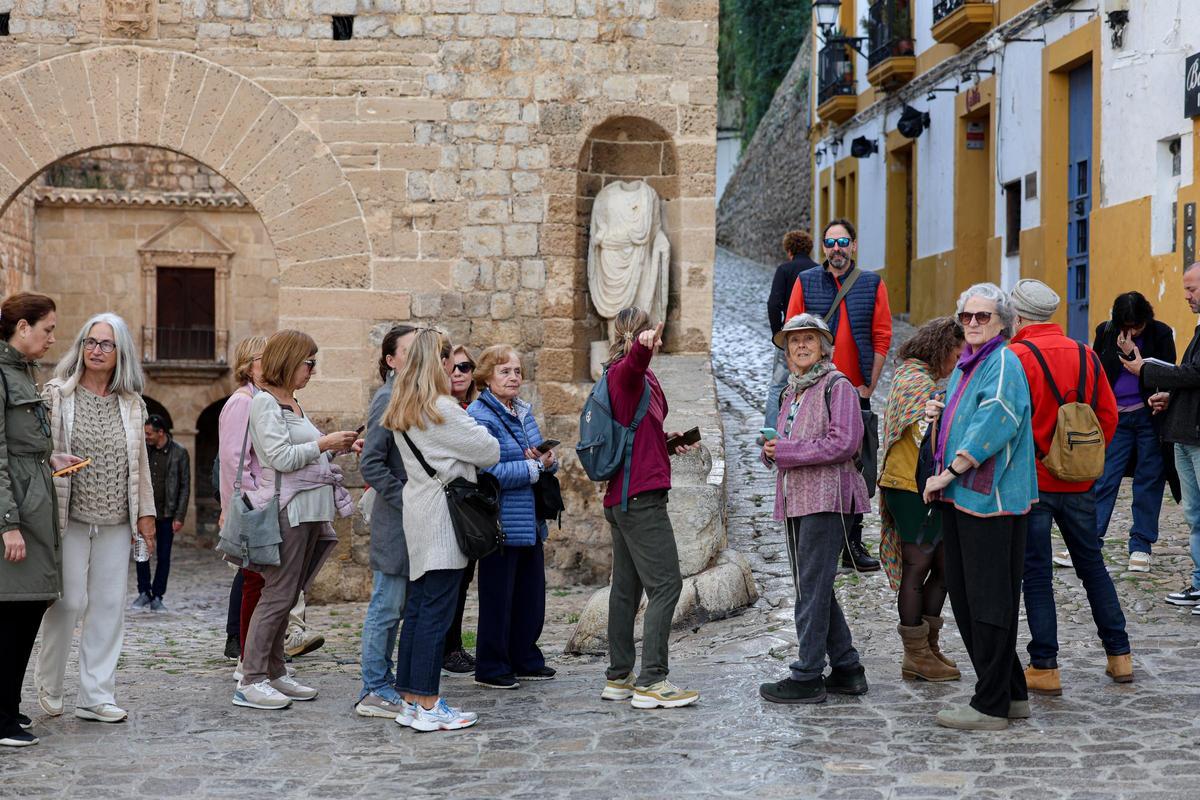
[4,249,1200,799]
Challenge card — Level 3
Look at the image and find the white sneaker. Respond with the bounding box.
[37,688,63,717]
[233,680,292,710]
[1128,552,1151,572]
[284,627,325,658]
[75,703,128,723]
[601,673,635,701]
[409,698,478,732]
[393,700,418,728]
[1052,549,1073,568]
[269,675,318,701]
[234,659,294,682]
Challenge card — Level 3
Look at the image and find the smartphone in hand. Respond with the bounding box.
[759,427,778,441]
[52,457,92,478]
[666,427,701,452]
[535,439,560,454]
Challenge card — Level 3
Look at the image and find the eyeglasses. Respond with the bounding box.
[957,311,994,327]
[452,362,475,374]
[303,359,317,370]
[823,237,852,249]
[83,338,116,354]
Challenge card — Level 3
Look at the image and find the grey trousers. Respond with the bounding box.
[242,512,322,684]
[785,513,860,681]
[603,490,683,687]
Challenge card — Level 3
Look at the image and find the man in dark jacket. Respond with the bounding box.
[1124,262,1200,612]
[137,415,190,612]
[765,230,819,428]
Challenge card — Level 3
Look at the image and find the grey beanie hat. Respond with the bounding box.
[1009,279,1060,322]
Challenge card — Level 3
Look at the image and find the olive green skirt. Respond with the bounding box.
[882,488,943,546]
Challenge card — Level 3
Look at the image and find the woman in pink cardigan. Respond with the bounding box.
[759,314,869,705]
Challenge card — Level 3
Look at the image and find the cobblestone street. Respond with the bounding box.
[5,249,1200,799]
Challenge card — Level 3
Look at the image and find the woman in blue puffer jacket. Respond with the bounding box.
[467,345,558,690]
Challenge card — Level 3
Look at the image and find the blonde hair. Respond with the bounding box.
[452,344,479,404]
[606,307,651,366]
[233,335,268,385]
[260,330,317,390]
[383,328,451,431]
[474,344,521,393]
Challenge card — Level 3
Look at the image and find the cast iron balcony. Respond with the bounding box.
[865,0,916,89]
[817,42,857,124]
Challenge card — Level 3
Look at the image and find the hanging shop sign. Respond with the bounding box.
[1187,52,1200,118]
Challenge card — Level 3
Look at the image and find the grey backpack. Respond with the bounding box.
[575,370,651,510]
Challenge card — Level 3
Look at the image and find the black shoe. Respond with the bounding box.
[0,726,37,747]
[841,540,881,572]
[441,649,475,676]
[1165,584,1200,606]
[15,713,31,730]
[224,633,240,661]
[824,664,869,695]
[516,666,557,681]
[759,676,826,704]
[474,674,520,690]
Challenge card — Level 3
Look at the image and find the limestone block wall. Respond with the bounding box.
[0,0,718,589]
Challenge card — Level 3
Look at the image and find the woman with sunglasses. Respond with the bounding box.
[235,330,359,711]
[0,293,80,747]
[442,344,479,677]
[921,283,1037,731]
[37,313,158,725]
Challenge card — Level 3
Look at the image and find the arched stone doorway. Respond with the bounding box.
[142,396,173,430]
[194,398,226,540]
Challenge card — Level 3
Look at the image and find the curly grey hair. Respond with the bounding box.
[55,312,145,395]
[955,282,1015,338]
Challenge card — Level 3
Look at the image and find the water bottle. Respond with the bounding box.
[133,531,150,563]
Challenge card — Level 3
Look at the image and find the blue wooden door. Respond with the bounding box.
[1066,63,1092,342]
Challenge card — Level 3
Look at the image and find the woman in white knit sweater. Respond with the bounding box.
[385,329,499,732]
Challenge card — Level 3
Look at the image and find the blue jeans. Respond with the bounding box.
[764,348,789,428]
[1094,407,1165,553]
[135,518,175,598]
[395,568,463,697]
[1023,491,1130,668]
[1175,444,1200,590]
[359,570,408,702]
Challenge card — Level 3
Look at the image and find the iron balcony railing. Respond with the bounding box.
[143,326,228,363]
[933,0,990,25]
[867,0,914,69]
[818,42,856,105]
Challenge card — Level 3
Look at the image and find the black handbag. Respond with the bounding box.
[401,432,504,560]
[915,416,938,498]
[492,402,566,526]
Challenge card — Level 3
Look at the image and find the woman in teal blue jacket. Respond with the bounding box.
[923,283,1037,733]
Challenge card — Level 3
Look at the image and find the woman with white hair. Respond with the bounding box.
[759,313,869,705]
[36,313,157,724]
[922,283,1038,731]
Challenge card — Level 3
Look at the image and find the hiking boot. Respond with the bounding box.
[441,649,475,676]
[841,540,880,572]
[224,633,240,661]
[1008,700,1031,720]
[1167,584,1200,605]
[935,704,1008,731]
[473,674,520,690]
[923,614,957,669]
[75,704,128,723]
[355,693,404,719]
[131,592,152,609]
[759,676,825,705]
[824,664,869,695]
[233,680,291,710]
[1105,653,1134,684]
[270,675,318,701]
[601,673,635,701]
[410,699,478,732]
[899,622,960,682]
[284,627,325,658]
[1024,665,1062,696]
[631,680,700,709]
[1128,552,1151,573]
[516,666,556,681]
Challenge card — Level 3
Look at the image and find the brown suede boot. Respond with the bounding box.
[923,614,957,669]
[1105,653,1134,683]
[900,622,961,682]
[1024,665,1062,696]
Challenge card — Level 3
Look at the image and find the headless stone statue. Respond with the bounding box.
[587,180,670,379]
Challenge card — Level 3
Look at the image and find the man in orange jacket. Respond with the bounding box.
[1008,279,1131,695]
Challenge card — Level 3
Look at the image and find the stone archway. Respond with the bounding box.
[0,46,371,288]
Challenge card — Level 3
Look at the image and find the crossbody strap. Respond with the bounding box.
[400,430,443,485]
[236,398,284,499]
[491,400,531,451]
[1014,340,1067,405]
[823,267,862,326]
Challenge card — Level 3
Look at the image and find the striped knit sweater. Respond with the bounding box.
[393,396,500,581]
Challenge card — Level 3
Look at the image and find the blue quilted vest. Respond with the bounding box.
[797,262,880,384]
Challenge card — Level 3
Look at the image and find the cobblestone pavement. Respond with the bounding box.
[5,249,1200,798]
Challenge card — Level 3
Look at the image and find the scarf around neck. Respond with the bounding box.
[881,358,936,458]
[787,359,835,396]
[934,334,1007,467]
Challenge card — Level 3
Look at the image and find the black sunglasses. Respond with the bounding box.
[823,237,852,249]
[958,311,994,326]
[452,361,475,374]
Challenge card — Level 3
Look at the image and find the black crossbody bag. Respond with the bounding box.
[493,405,565,528]
[401,431,504,560]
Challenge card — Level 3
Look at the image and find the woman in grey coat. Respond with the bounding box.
[355,325,417,719]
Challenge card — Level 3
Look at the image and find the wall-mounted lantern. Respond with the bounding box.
[850,137,878,158]
[898,105,930,139]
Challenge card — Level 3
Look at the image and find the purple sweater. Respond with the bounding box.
[765,370,869,520]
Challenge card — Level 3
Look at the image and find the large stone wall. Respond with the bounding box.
[0,0,718,592]
[715,38,812,265]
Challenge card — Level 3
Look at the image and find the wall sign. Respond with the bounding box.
[1185,202,1196,268]
[1187,52,1200,118]
[965,121,985,151]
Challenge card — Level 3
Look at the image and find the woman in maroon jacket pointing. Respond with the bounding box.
[598,307,700,710]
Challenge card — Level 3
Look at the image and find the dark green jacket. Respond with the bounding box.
[0,341,60,601]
